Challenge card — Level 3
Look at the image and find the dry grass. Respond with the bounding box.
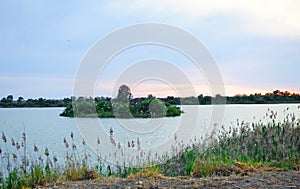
[127,166,167,179]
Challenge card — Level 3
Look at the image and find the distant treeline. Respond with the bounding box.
[1,90,300,108]
[0,95,72,108]
[175,90,300,105]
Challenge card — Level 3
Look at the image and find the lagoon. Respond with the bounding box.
[0,104,299,165]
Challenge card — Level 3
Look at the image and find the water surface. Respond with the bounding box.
[0,104,299,165]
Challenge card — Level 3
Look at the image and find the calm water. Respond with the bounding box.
[0,104,299,165]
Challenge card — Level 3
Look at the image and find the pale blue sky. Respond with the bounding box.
[1,1,300,98]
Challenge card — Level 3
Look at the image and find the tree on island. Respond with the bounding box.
[116,84,132,101]
[110,84,131,117]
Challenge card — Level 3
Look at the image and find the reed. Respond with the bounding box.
[160,110,300,177]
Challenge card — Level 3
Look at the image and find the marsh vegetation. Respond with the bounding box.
[0,108,299,188]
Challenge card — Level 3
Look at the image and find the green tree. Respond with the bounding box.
[17,97,24,103]
[149,98,166,117]
[38,98,45,106]
[7,95,13,103]
[112,103,131,118]
[74,101,96,116]
[1,97,7,103]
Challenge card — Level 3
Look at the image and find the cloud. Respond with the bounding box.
[106,0,300,37]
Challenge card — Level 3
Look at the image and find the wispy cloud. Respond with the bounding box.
[0,1,299,98]
[106,0,300,38]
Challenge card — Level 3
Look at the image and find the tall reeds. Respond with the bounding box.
[160,110,300,177]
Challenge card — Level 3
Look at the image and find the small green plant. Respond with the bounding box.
[27,165,43,188]
[115,163,137,178]
[6,169,21,189]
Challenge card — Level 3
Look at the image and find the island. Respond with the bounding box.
[59,85,182,118]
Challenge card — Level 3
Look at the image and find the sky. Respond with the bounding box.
[1,0,300,99]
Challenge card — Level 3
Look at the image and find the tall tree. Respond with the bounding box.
[7,95,13,103]
[117,84,132,101]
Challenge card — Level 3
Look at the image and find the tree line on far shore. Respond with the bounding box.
[0,95,71,108]
[1,89,300,108]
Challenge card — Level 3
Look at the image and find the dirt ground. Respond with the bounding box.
[38,170,300,189]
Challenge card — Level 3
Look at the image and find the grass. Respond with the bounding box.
[0,109,300,188]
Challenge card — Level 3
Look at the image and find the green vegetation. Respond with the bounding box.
[1,89,300,109]
[1,110,299,188]
[226,90,300,104]
[0,95,71,108]
[0,131,100,189]
[59,88,300,119]
[60,85,182,118]
[177,89,300,105]
[60,96,182,118]
[160,110,300,177]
